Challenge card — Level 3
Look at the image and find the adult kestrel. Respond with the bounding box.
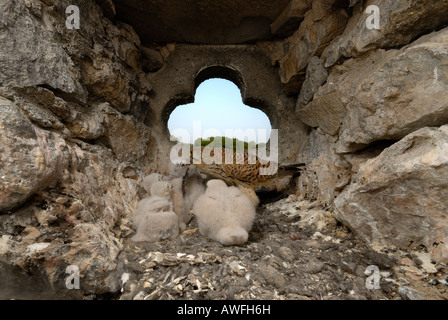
[189,146,305,206]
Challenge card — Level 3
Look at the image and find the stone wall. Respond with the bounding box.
[1,0,448,298]
[0,0,155,297]
[271,0,448,262]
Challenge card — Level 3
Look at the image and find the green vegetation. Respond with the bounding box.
[193,136,265,151]
[171,135,267,152]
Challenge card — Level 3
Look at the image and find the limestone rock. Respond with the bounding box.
[335,125,448,263]
[101,103,154,163]
[296,56,329,110]
[296,128,351,203]
[337,27,448,152]
[94,0,116,20]
[0,0,85,100]
[193,180,256,246]
[21,87,71,120]
[279,6,348,87]
[50,223,123,294]
[140,47,164,73]
[81,56,135,113]
[270,0,312,38]
[305,27,448,153]
[298,91,345,136]
[0,0,149,298]
[258,265,286,289]
[65,104,106,140]
[131,211,179,243]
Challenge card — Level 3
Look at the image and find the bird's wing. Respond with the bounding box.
[221,162,261,185]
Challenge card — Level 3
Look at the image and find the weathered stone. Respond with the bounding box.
[298,91,345,136]
[324,0,448,67]
[137,72,153,94]
[140,47,164,73]
[65,104,106,140]
[305,27,448,153]
[0,0,85,99]
[399,287,426,300]
[335,125,448,263]
[302,259,325,274]
[256,41,288,68]
[95,0,116,19]
[81,56,135,113]
[12,87,72,121]
[311,0,341,21]
[337,27,448,152]
[101,103,154,164]
[0,98,69,213]
[297,128,351,203]
[0,0,149,298]
[296,56,329,110]
[278,246,296,262]
[42,223,123,295]
[14,97,66,131]
[110,23,141,71]
[279,7,348,86]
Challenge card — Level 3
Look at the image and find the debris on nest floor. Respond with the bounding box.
[116,195,448,300]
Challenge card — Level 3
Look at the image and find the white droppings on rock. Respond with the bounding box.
[26,243,50,256]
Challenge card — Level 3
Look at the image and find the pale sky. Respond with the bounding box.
[168,78,272,144]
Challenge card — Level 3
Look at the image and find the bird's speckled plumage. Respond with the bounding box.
[190,146,305,205]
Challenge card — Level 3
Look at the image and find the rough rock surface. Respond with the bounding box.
[0,97,69,213]
[278,4,348,92]
[113,0,291,44]
[0,0,152,298]
[324,0,448,67]
[0,0,85,99]
[337,28,448,152]
[1,0,448,300]
[117,196,448,300]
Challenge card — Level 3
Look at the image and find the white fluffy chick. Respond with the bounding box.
[131,181,173,231]
[131,211,179,243]
[193,179,256,246]
[142,173,163,195]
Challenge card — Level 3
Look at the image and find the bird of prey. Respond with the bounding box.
[189,146,305,206]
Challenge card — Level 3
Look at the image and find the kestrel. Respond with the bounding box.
[189,146,305,206]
